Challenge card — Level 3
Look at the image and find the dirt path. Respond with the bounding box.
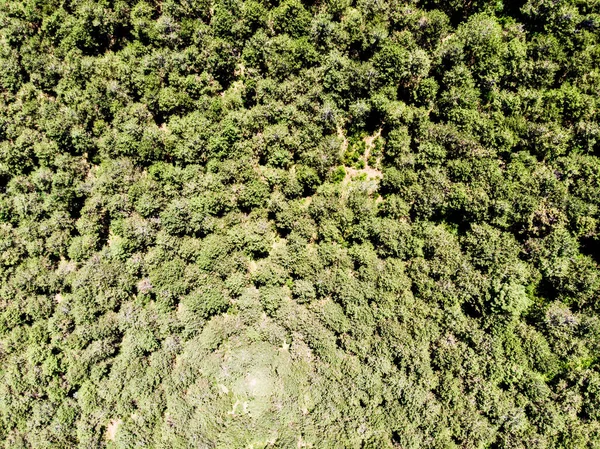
[340,128,383,185]
[106,419,122,441]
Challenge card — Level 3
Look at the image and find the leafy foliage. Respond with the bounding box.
[1,0,600,447]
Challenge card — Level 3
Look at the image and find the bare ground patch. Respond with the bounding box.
[106,419,122,441]
[340,128,383,187]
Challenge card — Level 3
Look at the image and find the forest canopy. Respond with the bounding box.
[1,0,600,447]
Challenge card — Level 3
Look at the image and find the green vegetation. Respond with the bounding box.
[1,0,600,447]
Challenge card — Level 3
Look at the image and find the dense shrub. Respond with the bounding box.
[0,0,599,447]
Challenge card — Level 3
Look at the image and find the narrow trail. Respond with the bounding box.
[337,126,383,187]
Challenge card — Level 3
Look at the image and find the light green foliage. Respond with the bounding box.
[1,0,600,447]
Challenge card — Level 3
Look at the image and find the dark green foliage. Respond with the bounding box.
[1,0,600,447]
